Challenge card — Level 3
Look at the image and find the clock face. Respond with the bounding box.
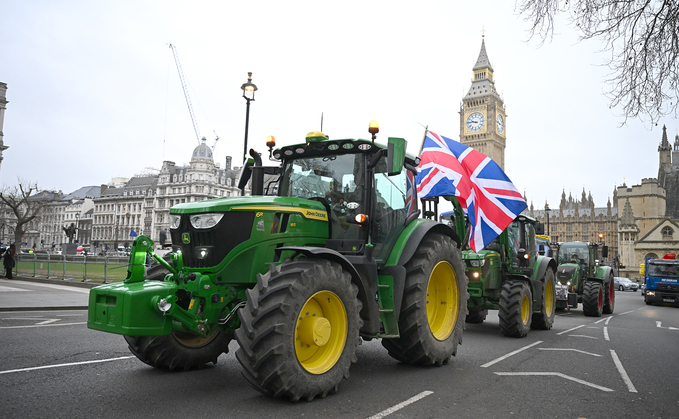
[466,112,485,132]
[496,114,504,133]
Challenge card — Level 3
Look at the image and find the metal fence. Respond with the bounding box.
[16,253,130,283]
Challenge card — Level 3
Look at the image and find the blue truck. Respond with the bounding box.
[643,256,679,306]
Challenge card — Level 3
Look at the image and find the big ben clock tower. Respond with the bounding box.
[460,34,507,169]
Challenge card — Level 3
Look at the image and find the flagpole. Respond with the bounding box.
[417,124,429,156]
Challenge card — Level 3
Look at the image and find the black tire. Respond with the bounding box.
[235,258,362,401]
[532,269,556,330]
[499,281,533,337]
[124,331,231,371]
[466,309,486,324]
[583,281,603,317]
[146,258,170,281]
[381,233,467,366]
[619,285,624,291]
[603,274,615,314]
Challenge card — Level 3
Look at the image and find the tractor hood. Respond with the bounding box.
[170,195,328,220]
[556,264,577,284]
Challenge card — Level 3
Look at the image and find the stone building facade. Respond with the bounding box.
[459,36,507,170]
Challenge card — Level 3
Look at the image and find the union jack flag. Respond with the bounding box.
[416,131,527,251]
[405,169,417,216]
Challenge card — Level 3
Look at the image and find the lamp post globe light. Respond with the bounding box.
[241,72,258,166]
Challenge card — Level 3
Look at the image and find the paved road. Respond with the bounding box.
[0,276,93,311]
[1,280,677,418]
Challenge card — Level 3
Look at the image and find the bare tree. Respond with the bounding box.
[0,178,46,247]
[516,0,679,124]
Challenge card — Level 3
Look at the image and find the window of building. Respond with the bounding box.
[662,226,674,239]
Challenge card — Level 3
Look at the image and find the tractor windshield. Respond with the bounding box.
[558,243,589,266]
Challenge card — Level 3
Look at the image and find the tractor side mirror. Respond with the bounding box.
[387,137,406,176]
[535,222,545,235]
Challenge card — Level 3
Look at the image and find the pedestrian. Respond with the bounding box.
[3,244,17,279]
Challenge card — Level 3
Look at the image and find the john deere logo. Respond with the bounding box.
[182,233,190,244]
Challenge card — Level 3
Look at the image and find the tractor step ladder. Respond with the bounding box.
[376,275,399,338]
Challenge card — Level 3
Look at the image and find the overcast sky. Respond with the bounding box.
[1,0,676,210]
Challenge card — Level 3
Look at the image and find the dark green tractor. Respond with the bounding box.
[441,209,557,337]
[88,124,468,401]
[554,241,614,316]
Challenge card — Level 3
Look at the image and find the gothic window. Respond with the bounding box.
[662,226,674,239]
[646,253,659,259]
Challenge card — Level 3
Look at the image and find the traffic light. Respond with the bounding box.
[93,240,98,248]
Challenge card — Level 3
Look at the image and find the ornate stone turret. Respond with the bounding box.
[658,125,672,185]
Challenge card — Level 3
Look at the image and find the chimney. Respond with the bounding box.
[226,156,232,171]
[100,184,108,194]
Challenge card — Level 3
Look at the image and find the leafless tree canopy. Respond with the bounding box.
[0,179,45,246]
[517,0,679,124]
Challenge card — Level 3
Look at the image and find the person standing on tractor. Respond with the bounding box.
[3,244,16,279]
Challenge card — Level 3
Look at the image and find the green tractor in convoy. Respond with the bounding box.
[440,210,557,337]
[87,124,469,401]
[554,241,615,316]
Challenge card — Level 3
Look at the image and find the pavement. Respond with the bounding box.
[0,275,102,311]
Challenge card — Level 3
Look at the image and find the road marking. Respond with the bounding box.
[656,321,679,330]
[557,325,585,335]
[618,310,635,316]
[367,391,433,419]
[0,285,29,292]
[604,327,610,341]
[0,322,86,329]
[0,356,135,375]
[610,350,638,393]
[594,316,612,324]
[538,348,602,357]
[480,341,542,368]
[568,335,598,339]
[494,372,613,392]
[2,281,91,294]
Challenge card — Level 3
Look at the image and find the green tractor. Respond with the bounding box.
[554,241,615,316]
[441,210,557,337]
[87,124,468,401]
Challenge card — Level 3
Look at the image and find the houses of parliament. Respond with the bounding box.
[461,35,679,278]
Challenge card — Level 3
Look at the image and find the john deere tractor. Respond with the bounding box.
[87,124,468,401]
[554,241,614,316]
[441,210,557,337]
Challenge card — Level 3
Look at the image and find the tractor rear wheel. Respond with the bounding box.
[499,281,533,337]
[532,269,556,330]
[466,309,487,324]
[603,274,615,314]
[381,233,467,366]
[123,331,231,371]
[583,281,603,317]
[235,257,361,401]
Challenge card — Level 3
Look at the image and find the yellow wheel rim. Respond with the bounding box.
[545,280,554,316]
[426,261,459,341]
[295,291,347,374]
[172,330,219,349]
[521,295,530,325]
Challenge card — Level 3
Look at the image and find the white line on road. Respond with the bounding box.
[480,341,542,368]
[568,335,598,339]
[618,310,636,316]
[367,391,433,419]
[594,316,612,324]
[610,350,638,393]
[0,285,29,292]
[537,348,602,357]
[0,322,86,329]
[656,321,679,330]
[0,356,135,375]
[604,327,610,341]
[557,325,585,335]
[494,372,614,392]
[1,280,91,294]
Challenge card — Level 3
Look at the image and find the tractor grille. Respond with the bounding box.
[170,212,255,268]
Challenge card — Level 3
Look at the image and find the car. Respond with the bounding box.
[614,277,639,292]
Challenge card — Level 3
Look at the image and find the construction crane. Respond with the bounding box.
[168,44,219,149]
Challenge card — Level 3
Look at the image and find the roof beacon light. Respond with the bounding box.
[369,120,379,142]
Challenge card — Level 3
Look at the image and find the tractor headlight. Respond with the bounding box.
[190,213,224,229]
[169,214,181,229]
[472,271,481,279]
[194,246,214,260]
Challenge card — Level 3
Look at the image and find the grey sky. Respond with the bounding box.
[1,0,675,210]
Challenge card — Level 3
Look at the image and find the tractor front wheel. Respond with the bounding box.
[583,281,604,317]
[532,269,556,330]
[235,257,361,401]
[124,331,231,371]
[603,274,615,314]
[499,281,532,337]
[381,233,467,366]
[466,309,487,324]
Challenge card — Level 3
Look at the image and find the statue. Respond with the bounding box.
[63,223,77,243]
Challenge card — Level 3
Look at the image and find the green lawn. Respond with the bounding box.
[16,257,130,283]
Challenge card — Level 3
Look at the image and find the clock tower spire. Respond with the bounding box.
[460,33,507,169]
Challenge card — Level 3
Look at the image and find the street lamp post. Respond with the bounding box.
[75,213,80,244]
[241,72,258,196]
